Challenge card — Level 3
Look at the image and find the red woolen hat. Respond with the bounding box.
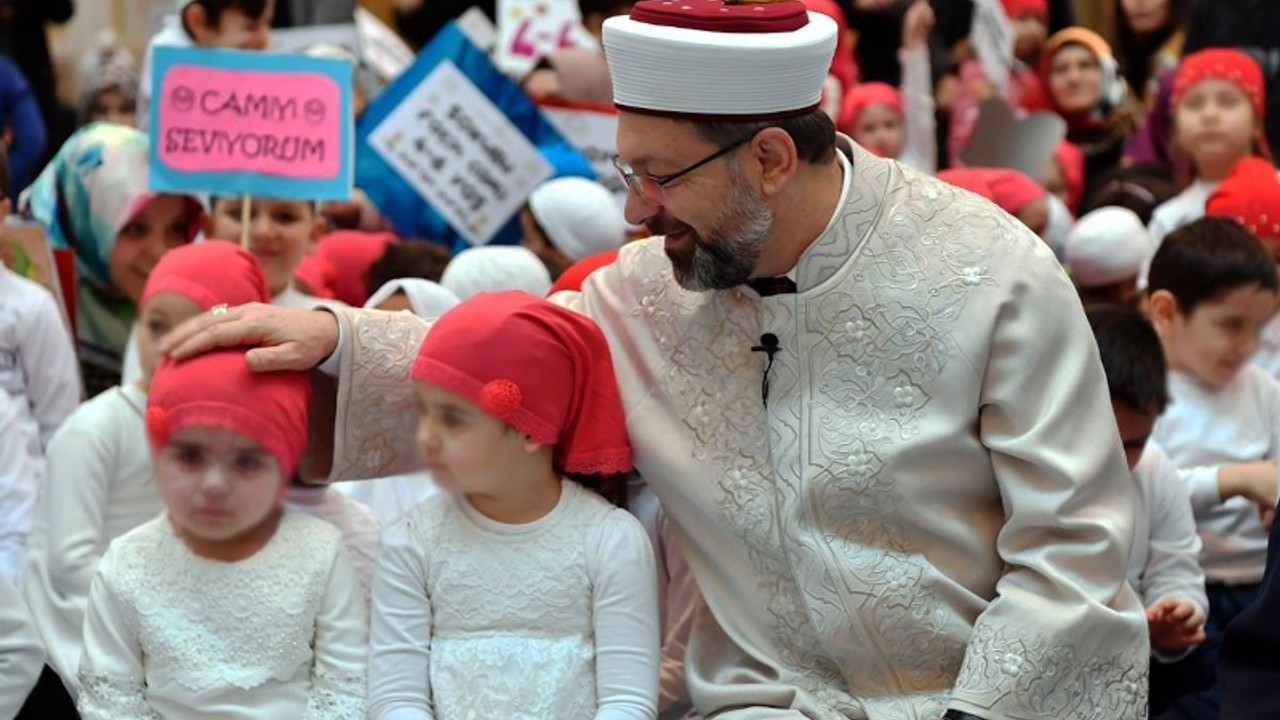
[1173,48,1266,127]
[140,240,271,310]
[938,167,1046,215]
[841,82,903,129]
[1000,0,1047,19]
[1206,157,1280,239]
[603,0,838,120]
[310,231,399,307]
[412,291,632,475]
[145,348,312,480]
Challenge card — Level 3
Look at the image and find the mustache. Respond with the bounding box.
[646,214,692,238]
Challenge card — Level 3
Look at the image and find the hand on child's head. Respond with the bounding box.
[110,195,197,303]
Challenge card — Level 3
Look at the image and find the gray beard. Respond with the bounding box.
[670,183,773,292]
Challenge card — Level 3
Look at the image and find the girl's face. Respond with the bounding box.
[136,292,203,383]
[158,425,285,555]
[1048,44,1104,115]
[207,198,324,297]
[110,195,196,303]
[1121,0,1170,36]
[852,103,905,160]
[413,382,543,497]
[1174,79,1258,177]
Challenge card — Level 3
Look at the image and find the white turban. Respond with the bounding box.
[1065,207,1150,288]
[440,246,553,300]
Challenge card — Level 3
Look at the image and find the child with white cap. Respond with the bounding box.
[1065,206,1149,306]
[521,176,628,279]
[440,245,553,299]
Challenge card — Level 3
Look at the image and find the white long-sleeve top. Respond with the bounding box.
[0,265,79,450]
[1151,366,1280,584]
[1140,180,1218,289]
[285,484,381,603]
[78,511,367,720]
[1127,444,1208,662]
[897,45,937,175]
[0,572,42,720]
[0,392,37,584]
[21,384,161,693]
[369,480,660,720]
[1252,313,1280,379]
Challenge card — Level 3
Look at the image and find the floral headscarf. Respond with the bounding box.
[1040,28,1131,133]
[20,123,200,289]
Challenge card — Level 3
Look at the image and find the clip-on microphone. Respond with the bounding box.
[751,333,780,407]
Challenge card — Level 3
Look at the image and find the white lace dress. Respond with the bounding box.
[368,480,660,720]
[77,511,368,719]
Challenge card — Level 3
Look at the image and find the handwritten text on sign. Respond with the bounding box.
[368,61,552,246]
[150,46,354,200]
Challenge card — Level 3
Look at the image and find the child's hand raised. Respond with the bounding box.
[902,1,934,51]
[1145,598,1206,655]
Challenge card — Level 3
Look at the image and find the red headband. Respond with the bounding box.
[412,291,632,475]
[842,82,904,129]
[311,231,399,307]
[1206,157,1280,240]
[1055,140,1086,214]
[1000,0,1047,19]
[140,240,271,310]
[1173,48,1266,126]
[146,349,312,480]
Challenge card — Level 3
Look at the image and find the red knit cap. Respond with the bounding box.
[841,82,903,130]
[310,231,399,307]
[937,167,1046,215]
[1000,0,1047,20]
[412,291,632,474]
[1206,157,1280,240]
[1173,48,1266,127]
[140,240,271,310]
[146,348,312,480]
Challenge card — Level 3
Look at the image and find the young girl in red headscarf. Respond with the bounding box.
[78,343,367,719]
[367,291,659,720]
[1147,49,1273,254]
[21,241,274,704]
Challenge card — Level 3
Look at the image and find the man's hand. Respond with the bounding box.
[1146,598,1206,656]
[159,302,341,373]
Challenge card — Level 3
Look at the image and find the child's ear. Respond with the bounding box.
[522,435,542,454]
[182,4,218,45]
[310,213,328,251]
[1147,289,1180,335]
[200,210,216,239]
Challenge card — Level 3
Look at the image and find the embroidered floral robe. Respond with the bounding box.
[327,140,1149,720]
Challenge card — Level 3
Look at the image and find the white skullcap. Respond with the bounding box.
[603,0,838,119]
[528,177,627,262]
[365,279,461,318]
[440,246,553,300]
[1066,206,1150,288]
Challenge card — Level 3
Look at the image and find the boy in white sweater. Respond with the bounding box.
[1087,305,1209,714]
[1147,216,1280,719]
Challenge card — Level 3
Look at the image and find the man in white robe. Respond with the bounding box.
[161,1,1149,717]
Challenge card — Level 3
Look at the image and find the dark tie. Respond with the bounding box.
[748,276,797,297]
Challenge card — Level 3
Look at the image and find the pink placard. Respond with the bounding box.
[157,66,342,180]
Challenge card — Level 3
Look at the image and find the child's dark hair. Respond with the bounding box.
[184,0,270,33]
[0,142,10,202]
[366,240,453,291]
[577,0,633,19]
[1147,216,1279,315]
[1086,304,1168,415]
[1081,164,1178,225]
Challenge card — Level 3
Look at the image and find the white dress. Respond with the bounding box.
[0,392,37,583]
[21,383,160,694]
[0,572,42,720]
[78,511,367,720]
[0,264,79,450]
[368,481,660,720]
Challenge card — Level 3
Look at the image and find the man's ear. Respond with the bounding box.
[749,126,799,198]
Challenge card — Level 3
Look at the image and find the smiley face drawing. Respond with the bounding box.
[170,85,196,113]
[304,99,327,125]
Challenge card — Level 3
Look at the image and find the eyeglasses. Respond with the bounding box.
[612,133,754,204]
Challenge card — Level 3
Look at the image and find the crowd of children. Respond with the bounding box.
[2,0,1280,718]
